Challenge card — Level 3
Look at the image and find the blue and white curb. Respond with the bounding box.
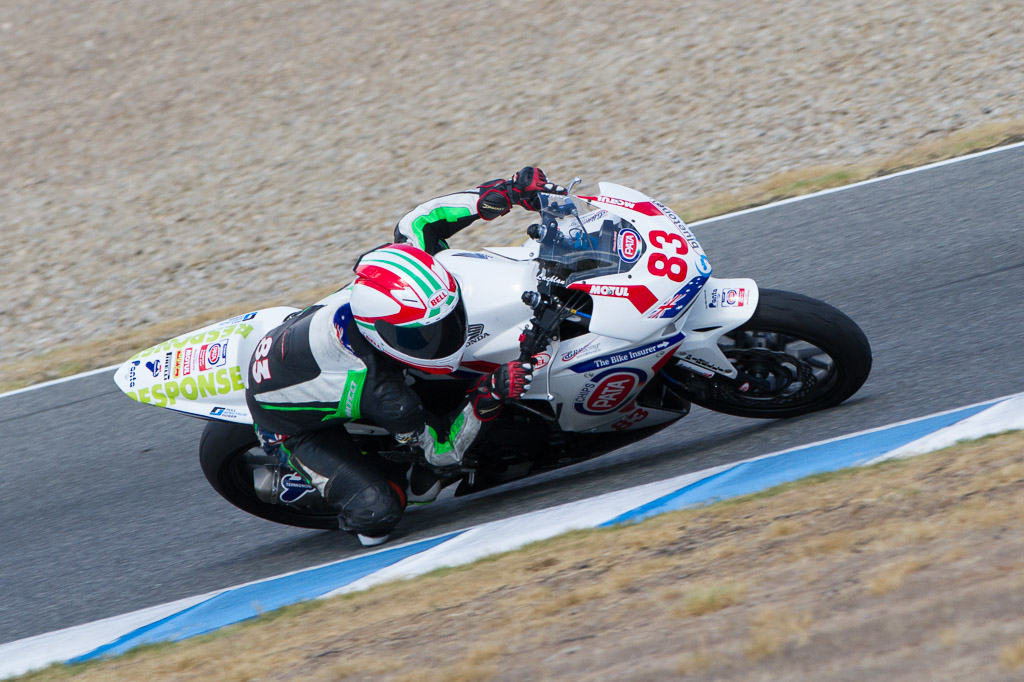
[2,391,1022,679]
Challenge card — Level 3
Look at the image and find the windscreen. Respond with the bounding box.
[534,193,643,284]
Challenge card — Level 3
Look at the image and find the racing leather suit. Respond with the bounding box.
[394,179,515,254]
[245,181,518,540]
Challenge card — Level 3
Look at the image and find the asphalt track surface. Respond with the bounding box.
[2,146,1022,645]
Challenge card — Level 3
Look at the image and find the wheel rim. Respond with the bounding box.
[717,329,840,408]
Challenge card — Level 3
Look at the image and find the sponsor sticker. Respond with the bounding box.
[677,351,732,375]
[561,339,600,363]
[722,288,747,307]
[467,323,490,346]
[569,333,685,373]
[209,405,249,420]
[279,474,316,503]
[651,200,701,250]
[578,195,663,216]
[573,368,647,415]
[126,366,246,408]
[145,359,162,377]
[617,227,643,263]
[220,311,258,325]
[707,287,747,308]
[533,352,551,369]
[570,282,658,313]
[595,195,634,209]
[198,341,229,371]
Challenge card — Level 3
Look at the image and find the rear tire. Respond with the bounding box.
[669,289,871,419]
[199,421,340,530]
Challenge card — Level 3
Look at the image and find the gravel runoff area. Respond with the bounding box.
[2,0,1023,370]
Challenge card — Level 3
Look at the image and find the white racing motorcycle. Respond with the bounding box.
[114,180,871,530]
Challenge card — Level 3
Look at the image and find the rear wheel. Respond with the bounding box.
[199,421,340,530]
[668,289,871,419]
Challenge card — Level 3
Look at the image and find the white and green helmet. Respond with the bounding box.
[350,244,467,374]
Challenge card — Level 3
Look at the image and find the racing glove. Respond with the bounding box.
[470,360,534,421]
[509,167,565,211]
[418,362,533,468]
[476,168,565,219]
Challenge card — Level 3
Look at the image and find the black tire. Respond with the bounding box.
[670,289,871,419]
[198,421,340,530]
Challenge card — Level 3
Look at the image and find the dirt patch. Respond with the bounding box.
[20,431,1024,681]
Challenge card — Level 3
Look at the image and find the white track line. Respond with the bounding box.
[3,138,1023,400]
[691,138,1024,226]
[0,364,119,400]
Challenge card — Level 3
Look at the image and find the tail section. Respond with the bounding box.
[113,307,299,423]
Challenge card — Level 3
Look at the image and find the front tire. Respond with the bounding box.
[199,421,340,530]
[669,289,871,419]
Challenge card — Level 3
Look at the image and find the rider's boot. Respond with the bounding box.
[405,462,442,504]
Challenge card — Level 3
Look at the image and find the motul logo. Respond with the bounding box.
[597,196,635,209]
[590,285,630,296]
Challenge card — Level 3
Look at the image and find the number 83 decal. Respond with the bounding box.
[251,335,273,383]
[646,229,688,282]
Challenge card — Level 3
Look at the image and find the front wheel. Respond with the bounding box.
[199,421,340,530]
[668,289,871,419]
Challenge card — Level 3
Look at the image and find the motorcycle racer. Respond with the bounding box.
[244,168,557,546]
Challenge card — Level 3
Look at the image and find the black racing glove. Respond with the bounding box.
[469,361,535,421]
[509,167,565,211]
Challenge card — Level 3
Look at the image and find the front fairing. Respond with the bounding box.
[533,184,712,343]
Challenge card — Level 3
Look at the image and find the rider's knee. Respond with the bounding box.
[328,478,405,537]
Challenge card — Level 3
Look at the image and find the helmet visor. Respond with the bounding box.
[374,298,467,360]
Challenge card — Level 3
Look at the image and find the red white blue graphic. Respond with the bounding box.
[573,368,647,415]
[647,276,709,319]
[617,227,643,263]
